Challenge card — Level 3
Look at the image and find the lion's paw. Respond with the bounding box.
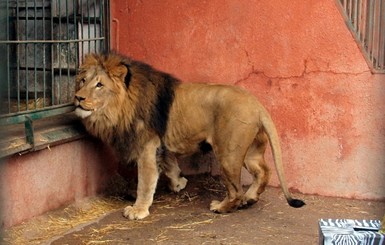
[170,177,188,193]
[123,205,150,220]
[209,200,224,213]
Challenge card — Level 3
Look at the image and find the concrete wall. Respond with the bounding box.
[0,139,116,228]
[111,0,385,200]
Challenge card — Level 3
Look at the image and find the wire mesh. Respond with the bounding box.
[0,0,109,124]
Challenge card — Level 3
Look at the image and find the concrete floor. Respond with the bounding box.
[2,174,384,245]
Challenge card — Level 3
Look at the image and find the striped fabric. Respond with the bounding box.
[319,219,384,245]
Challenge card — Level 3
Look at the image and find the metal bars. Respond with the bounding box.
[337,0,385,72]
[0,0,109,125]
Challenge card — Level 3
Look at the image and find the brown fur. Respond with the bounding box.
[74,53,304,220]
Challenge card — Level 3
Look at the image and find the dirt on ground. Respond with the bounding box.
[2,174,384,245]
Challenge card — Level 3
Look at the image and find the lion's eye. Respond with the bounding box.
[96,82,103,88]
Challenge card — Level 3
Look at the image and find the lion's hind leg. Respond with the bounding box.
[242,132,271,207]
[159,151,188,193]
[209,150,246,213]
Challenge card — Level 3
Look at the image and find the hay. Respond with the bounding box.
[151,230,169,243]
[10,98,51,112]
[2,197,126,245]
[4,141,25,151]
[80,223,134,245]
[165,218,214,229]
[85,240,127,244]
[1,174,228,244]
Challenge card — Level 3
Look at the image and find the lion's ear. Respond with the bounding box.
[110,64,128,84]
[83,53,99,65]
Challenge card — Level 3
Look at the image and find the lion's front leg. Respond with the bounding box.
[123,138,160,220]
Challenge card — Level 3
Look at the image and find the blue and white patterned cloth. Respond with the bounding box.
[319,219,384,245]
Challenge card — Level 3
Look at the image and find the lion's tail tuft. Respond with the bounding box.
[288,198,306,208]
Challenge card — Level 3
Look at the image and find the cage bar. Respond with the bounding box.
[6,0,11,114]
[337,0,385,72]
[0,0,109,126]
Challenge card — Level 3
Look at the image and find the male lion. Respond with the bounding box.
[74,53,305,220]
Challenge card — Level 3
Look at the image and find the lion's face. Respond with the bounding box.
[74,54,128,119]
[74,67,112,118]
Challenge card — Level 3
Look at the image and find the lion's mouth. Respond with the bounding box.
[77,104,93,111]
[74,105,94,119]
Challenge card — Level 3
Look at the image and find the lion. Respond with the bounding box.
[74,53,305,220]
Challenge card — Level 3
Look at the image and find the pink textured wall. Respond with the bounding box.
[0,139,116,227]
[111,0,385,200]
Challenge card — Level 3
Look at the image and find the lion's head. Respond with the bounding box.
[74,54,129,119]
[73,54,141,143]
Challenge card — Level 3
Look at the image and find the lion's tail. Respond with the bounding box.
[260,108,305,208]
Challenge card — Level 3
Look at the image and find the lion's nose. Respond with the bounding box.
[75,94,85,102]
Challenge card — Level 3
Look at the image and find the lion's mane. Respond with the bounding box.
[77,53,179,162]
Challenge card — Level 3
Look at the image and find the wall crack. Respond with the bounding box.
[235,59,371,85]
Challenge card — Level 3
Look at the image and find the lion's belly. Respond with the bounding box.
[164,140,204,156]
[163,117,213,156]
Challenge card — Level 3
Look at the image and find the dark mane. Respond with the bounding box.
[124,58,180,138]
[99,53,180,162]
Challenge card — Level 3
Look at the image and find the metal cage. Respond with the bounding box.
[0,0,109,125]
[337,0,385,73]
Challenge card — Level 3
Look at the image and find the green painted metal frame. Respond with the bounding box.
[0,104,75,149]
[0,104,75,125]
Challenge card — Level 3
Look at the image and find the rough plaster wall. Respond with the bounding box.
[0,139,116,227]
[111,0,385,200]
